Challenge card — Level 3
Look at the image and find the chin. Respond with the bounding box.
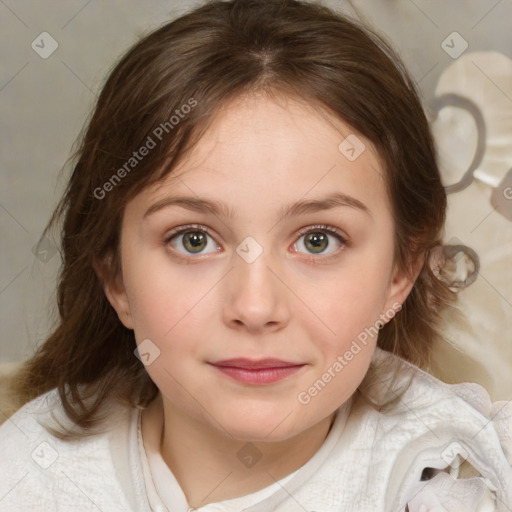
[214,409,300,443]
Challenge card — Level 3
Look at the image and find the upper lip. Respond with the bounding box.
[208,358,304,369]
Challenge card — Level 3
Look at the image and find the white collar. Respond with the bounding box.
[136,395,353,511]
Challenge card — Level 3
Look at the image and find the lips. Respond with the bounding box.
[208,359,306,385]
[208,358,302,369]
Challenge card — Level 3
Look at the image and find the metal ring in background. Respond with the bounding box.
[442,244,480,289]
[430,93,487,195]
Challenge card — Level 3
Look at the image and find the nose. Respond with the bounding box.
[222,250,290,334]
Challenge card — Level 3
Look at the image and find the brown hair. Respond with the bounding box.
[12,0,455,433]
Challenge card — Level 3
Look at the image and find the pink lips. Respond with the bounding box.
[208,358,305,385]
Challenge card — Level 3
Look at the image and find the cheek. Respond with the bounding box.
[303,259,392,355]
[326,257,392,312]
[298,278,384,409]
[128,281,210,401]
[123,245,201,326]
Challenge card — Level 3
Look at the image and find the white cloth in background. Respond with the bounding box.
[0,346,510,511]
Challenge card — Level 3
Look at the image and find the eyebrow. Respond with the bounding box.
[143,192,371,220]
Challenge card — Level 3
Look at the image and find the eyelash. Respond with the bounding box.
[164,223,348,260]
[295,225,348,256]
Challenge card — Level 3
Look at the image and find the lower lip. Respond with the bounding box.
[210,364,305,385]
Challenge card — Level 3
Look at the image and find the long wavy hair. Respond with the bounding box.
[12,0,456,435]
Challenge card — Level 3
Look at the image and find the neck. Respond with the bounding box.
[142,393,336,509]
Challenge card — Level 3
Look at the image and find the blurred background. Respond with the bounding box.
[1,0,511,399]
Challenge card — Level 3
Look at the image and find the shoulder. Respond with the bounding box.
[368,347,511,450]
[0,389,146,511]
[0,387,131,448]
[361,348,512,511]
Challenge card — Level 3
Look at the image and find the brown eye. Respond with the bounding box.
[181,231,207,253]
[294,225,346,256]
[303,232,329,253]
[165,225,220,256]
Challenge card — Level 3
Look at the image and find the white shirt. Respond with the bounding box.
[0,347,510,511]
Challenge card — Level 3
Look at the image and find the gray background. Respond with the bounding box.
[1,1,511,397]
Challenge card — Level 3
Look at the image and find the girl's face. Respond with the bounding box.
[104,93,415,442]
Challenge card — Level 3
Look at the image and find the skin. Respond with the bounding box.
[101,92,419,508]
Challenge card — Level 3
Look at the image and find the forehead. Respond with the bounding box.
[129,93,390,221]
[176,93,376,173]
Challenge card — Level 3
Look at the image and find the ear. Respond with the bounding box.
[93,255,134,330]
[382,253,424,315]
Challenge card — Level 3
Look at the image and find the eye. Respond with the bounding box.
[165,224,221,256]
[292,224,347,256]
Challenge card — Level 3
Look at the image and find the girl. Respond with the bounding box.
[1,0,510,510]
